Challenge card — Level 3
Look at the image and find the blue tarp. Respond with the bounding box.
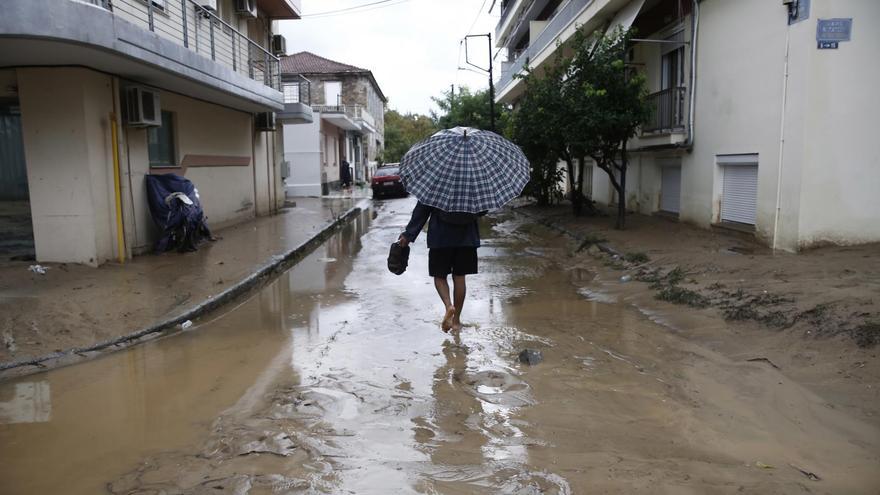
[145,174,212,253]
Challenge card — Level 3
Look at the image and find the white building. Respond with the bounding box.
[278,52,387,197]
[0,0,312,266]
[495,0,880,251]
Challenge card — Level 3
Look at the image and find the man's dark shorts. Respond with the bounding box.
[429,247,478,277]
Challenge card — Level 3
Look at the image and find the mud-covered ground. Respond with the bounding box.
[517,202,880,348]
[0,198,877,494]
[0,198,356,368]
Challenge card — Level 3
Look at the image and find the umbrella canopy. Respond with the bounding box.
[399,127,530,213]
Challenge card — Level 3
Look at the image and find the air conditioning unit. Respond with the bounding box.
[124,86,161,127]
[271,35,287,56]
[255,112,276,131]
[234,0,257,18]
[197,0,217,12]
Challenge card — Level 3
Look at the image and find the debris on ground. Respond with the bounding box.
[28,265,47,275]
[518,349,543,365]
[788,464,821,481]
[180,320,193,330]
[746,357,781,370]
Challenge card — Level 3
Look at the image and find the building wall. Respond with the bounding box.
[794,0,880,248]
[122,89,267,253]
[283,118,321,196]
[17,68,116,266]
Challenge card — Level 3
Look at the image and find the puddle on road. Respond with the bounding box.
[1,197,879,494]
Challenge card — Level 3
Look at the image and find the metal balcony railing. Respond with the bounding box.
[282,75,311,104]
[497,0,595,94]
[313,104,375,128]
[90,0,280,90]
[642,87,687,133]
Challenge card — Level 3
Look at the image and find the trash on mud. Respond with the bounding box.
[180,320,193,330]
[2,331,16,353]
[789,464,821,481]
[518,349,543,365]
[755,461,775,469]
[620,275,632,283]
[28,265,47,274]
[318,257,337,263]
[746,357,781,369]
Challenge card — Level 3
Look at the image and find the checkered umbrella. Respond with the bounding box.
[399,127,530,213]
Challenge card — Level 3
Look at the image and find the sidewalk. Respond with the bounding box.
[515,201,880,348]
[0,197,363,374]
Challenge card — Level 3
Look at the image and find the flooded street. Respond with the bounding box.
[1,197,878,494]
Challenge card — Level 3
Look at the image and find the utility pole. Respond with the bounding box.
[463,33,496,132]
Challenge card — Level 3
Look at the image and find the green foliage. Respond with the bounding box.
[511,58,569,206]
[508,26,652,224]
[431,86,510,134]
[383,110,437,163]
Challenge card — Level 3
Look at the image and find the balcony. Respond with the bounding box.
[496,0,596,100]
[642,87,687,133]
[278,75,313,124]
[94,0,279,90]
[313,104,377,134]
[0,0,283,111]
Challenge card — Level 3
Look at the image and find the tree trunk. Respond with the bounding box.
[616,146,628,229]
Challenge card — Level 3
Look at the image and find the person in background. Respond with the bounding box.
[398,202,484,333]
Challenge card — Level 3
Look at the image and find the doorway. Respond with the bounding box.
[0,98,34,261]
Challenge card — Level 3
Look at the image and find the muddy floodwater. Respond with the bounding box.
[1,198,878,494]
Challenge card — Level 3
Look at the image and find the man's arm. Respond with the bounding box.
[399,202,431,246]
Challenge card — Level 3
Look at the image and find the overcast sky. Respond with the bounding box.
[278,0,499,116]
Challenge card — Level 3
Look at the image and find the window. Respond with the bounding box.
[148,111,176,167]
[323,81,341,106]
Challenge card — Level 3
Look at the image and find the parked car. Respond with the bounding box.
[371,164,407,198]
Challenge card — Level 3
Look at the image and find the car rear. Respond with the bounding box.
[371,165,407,198]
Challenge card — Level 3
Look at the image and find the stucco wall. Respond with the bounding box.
[123,90,260,252]
[283,118,321,196]
[17,68,116,266]
[685,0,789,244]
[795,0,880,247]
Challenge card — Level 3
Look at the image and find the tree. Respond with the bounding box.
[510,27,650,224]
[431,86,510,134]
[564,27,651,228]
[511,59,568,206]
[383,109,437,163]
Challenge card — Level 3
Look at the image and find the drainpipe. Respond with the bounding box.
[680,0,700,150]
[772,22,792,252]
[109,78,126,264]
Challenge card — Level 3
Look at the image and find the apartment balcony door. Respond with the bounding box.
[660,34,686,129]
[324,81,341,107]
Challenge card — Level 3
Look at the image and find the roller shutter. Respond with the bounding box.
[721,165,758,225]
[660,166,681,214]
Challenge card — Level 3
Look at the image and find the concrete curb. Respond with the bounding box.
[510,206,623,257]
[0,206,363,377]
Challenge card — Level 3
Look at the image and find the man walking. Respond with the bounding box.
[398,202,481,333]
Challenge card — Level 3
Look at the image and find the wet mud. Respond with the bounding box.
[1,198,878,494]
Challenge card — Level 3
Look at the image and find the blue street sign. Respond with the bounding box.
[818,41,839,50]
[817,18,852,42]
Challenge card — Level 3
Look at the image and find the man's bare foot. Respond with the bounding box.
[441,306,456,332]
[451,319,462,333]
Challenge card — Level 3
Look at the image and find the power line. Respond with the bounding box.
[302,0,414,18]
[464,0,489,38]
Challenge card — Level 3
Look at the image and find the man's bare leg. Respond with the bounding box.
[451,275,466,332]
[434,276,455,332]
